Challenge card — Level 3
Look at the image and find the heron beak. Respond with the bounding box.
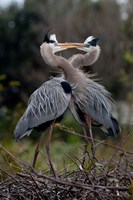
[57,42,88,49]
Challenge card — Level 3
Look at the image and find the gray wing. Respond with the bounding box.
[14,77,71,141]
[68,46,101,68]
[70,79,120,136]
[84,79,113,120]
[70,79,112,121]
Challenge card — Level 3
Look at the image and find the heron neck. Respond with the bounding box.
[40,43,87,90]
[57,56,86,88]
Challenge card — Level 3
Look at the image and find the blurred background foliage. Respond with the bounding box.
[0,0,133,169]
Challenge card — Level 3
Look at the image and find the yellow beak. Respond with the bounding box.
[57,42,87,49]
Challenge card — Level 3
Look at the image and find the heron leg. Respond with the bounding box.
[32,132,44,168]
[83,126,88,154]
[46,124,58,178]
[89,125,95,158]
[82,126,88,167]
[85,116,95,158]
[83,126,88,144]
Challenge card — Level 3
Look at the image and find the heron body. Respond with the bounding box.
[40,34,120,137]
[67,36,120,136]
[69,78,120,137]
[14,77,72,141]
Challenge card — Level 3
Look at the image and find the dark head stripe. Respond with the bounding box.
[89,38,99,47]
[43,32,55,43]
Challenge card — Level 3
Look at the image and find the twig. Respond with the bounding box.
[109,128,132,164]
[58,125,133,155]
[66,153,81,171]
[29,173,43,199]
[37,173,129,192]
[3,155,14,175]
[0,145,27,167]
[0,167,33,194]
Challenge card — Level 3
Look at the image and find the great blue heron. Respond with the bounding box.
[14,77,73,169]
[40,33,120,155]
[14,34,87,169]
[68,38,120,151]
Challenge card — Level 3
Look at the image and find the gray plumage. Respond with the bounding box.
[68,38,120,136]
[40,35,120,137]
[68,45,101,68]
[14,77,71,141]
[69,77,119,136]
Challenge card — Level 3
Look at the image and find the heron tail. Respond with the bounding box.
[14,117,31,142]
[103,116,121,137]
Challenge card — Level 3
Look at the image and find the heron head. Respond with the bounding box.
[84,36,99,47]
[88,37,99,47]
[43,32,68,53]
[43,32,55,44]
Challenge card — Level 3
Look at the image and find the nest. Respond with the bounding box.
[0,130,133,199]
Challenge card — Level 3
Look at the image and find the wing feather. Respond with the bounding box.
[14,77,71,141]
[70,78,119,136]
[82,80,114,127]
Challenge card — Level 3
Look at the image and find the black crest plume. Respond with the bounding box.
[43,29,55,43]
